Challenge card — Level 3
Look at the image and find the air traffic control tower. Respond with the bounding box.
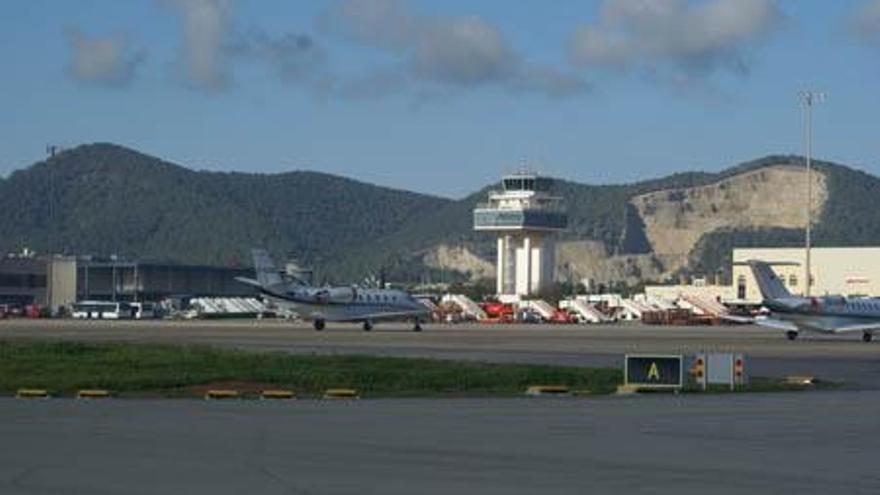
[474,172,567,301]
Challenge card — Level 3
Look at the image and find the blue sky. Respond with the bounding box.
[2,0,880,198]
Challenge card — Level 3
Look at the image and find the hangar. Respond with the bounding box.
[0,253,256,315]
[732,247,880,302]
[646,247,880,306]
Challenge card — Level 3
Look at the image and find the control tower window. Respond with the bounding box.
[503,177,539,191]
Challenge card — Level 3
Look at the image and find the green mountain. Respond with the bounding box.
[0,143,450,268]
[333,155,880,284]
[2,143,879,285]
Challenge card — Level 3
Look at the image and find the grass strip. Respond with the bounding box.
[0,340,622,398]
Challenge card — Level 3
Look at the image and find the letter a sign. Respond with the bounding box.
[625,355,683,389]
[647,362,661,381]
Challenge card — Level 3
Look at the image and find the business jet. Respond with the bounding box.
[236,249,430,332]
[747,260,879,342]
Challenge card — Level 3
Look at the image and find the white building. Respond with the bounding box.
[473,173,567,301]
[732,247,880,302]
[644,246,880,306]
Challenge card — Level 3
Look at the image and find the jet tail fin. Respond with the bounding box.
[747,260,792,301]
[251,249,284,288]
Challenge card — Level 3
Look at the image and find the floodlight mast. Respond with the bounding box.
[798,90,825,297]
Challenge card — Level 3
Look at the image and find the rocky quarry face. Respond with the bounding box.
[630,165,826,273]
[562,164,827,285]
[442,164,829,286]
[422,244,495,280]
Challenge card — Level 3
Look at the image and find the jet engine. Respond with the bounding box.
[311,287,356,304]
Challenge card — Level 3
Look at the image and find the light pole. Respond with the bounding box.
[798,90,825,297]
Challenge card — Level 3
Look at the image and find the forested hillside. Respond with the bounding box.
[0,144,450,267]
[2,143,879,285]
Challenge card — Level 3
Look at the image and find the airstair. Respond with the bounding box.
[525,299,558,321]
[560,299,612,323]
[618,298,652,320]
[442,294,487,320]
[645,295,677,311]
[680,293,729,318]
[190,297,267,318]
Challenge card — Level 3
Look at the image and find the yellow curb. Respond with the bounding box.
[261,390,295,400]
[204,389,240,400]
[77,389,111,399]
[525,385,571,396]
[323,388,359,399]
[784,376,815,385]
[16,389,49,399]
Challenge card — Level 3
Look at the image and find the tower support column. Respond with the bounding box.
[523,235,532,295]
[496,237,505,295]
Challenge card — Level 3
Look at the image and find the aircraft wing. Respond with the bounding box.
[234,277,263,288]
[829,323,880,334]
[720,314,755,324]
[328,309,427,322]
[753,316,799,332]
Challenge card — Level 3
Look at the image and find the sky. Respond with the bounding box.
[2,0,880,198]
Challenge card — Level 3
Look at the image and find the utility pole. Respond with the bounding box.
[798,91,825,297]
[46,145,58,256]
[45,145,58,315]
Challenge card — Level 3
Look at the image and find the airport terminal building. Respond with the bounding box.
[0,254,256,314]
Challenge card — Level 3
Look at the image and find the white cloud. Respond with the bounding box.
[66,28,146,87]
[570,0,783,78]
[164,0,233,90]
[411,16,516,86]
[321,0,590,97]
[851,0,880,43]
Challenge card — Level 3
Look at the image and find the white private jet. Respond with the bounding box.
[748,260,880,342]
[236,249,430,332]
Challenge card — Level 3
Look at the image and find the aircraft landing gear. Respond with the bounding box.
[362,320,373,332]
[863,332,873,343]
[413,319,422,332]
[314,319,325,331]
[785,331,798,341]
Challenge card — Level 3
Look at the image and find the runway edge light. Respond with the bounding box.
[734,353,748,387]
[691,354,707,390]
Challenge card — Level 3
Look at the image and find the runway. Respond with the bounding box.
[2,318,880,387]
[2,319,880,493]
[2,392,879,494]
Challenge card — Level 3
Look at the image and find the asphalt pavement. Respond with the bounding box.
[2,319,880,494]
[1,392,879,494]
